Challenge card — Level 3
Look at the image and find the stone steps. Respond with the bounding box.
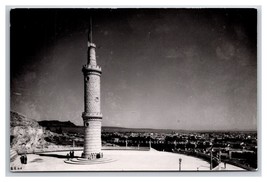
[64,157,115,165]
[10,149,24,171]
[10,157,23,171]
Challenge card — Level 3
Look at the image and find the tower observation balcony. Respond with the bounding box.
[82,112,103,119]
[82,64,102,74]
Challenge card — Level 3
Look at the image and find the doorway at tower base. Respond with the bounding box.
[81,152,103,160]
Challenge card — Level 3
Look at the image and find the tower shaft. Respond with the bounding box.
[81,19,103,160]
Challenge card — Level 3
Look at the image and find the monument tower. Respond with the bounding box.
[81,18,103,159]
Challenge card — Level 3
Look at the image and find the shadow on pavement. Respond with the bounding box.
[39,153,79,159]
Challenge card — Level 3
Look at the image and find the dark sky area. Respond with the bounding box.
[10,9,257,130]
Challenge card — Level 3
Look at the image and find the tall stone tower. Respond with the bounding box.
[81,18,103,159]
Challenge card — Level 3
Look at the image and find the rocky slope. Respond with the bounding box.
[10,111,63,154]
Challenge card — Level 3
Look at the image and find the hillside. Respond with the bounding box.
[38,120,76,127]
[10,111,62,154]
[10,111,39,128]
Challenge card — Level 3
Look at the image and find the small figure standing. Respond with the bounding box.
[66,153,70,161]
[69,150,75,158]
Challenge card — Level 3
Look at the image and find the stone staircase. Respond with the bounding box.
[64,157,116,165]
[10,149,23,171]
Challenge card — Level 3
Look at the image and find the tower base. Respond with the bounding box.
[81,152,103,160]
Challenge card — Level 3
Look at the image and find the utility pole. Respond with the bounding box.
[219,149,221,170]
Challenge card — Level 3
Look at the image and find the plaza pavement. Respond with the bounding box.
[12,149,244,172]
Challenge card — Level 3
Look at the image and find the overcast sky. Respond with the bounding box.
[10,9,257,130]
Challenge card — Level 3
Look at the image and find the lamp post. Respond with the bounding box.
[179,158,182,171]
[219,149,221,170]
